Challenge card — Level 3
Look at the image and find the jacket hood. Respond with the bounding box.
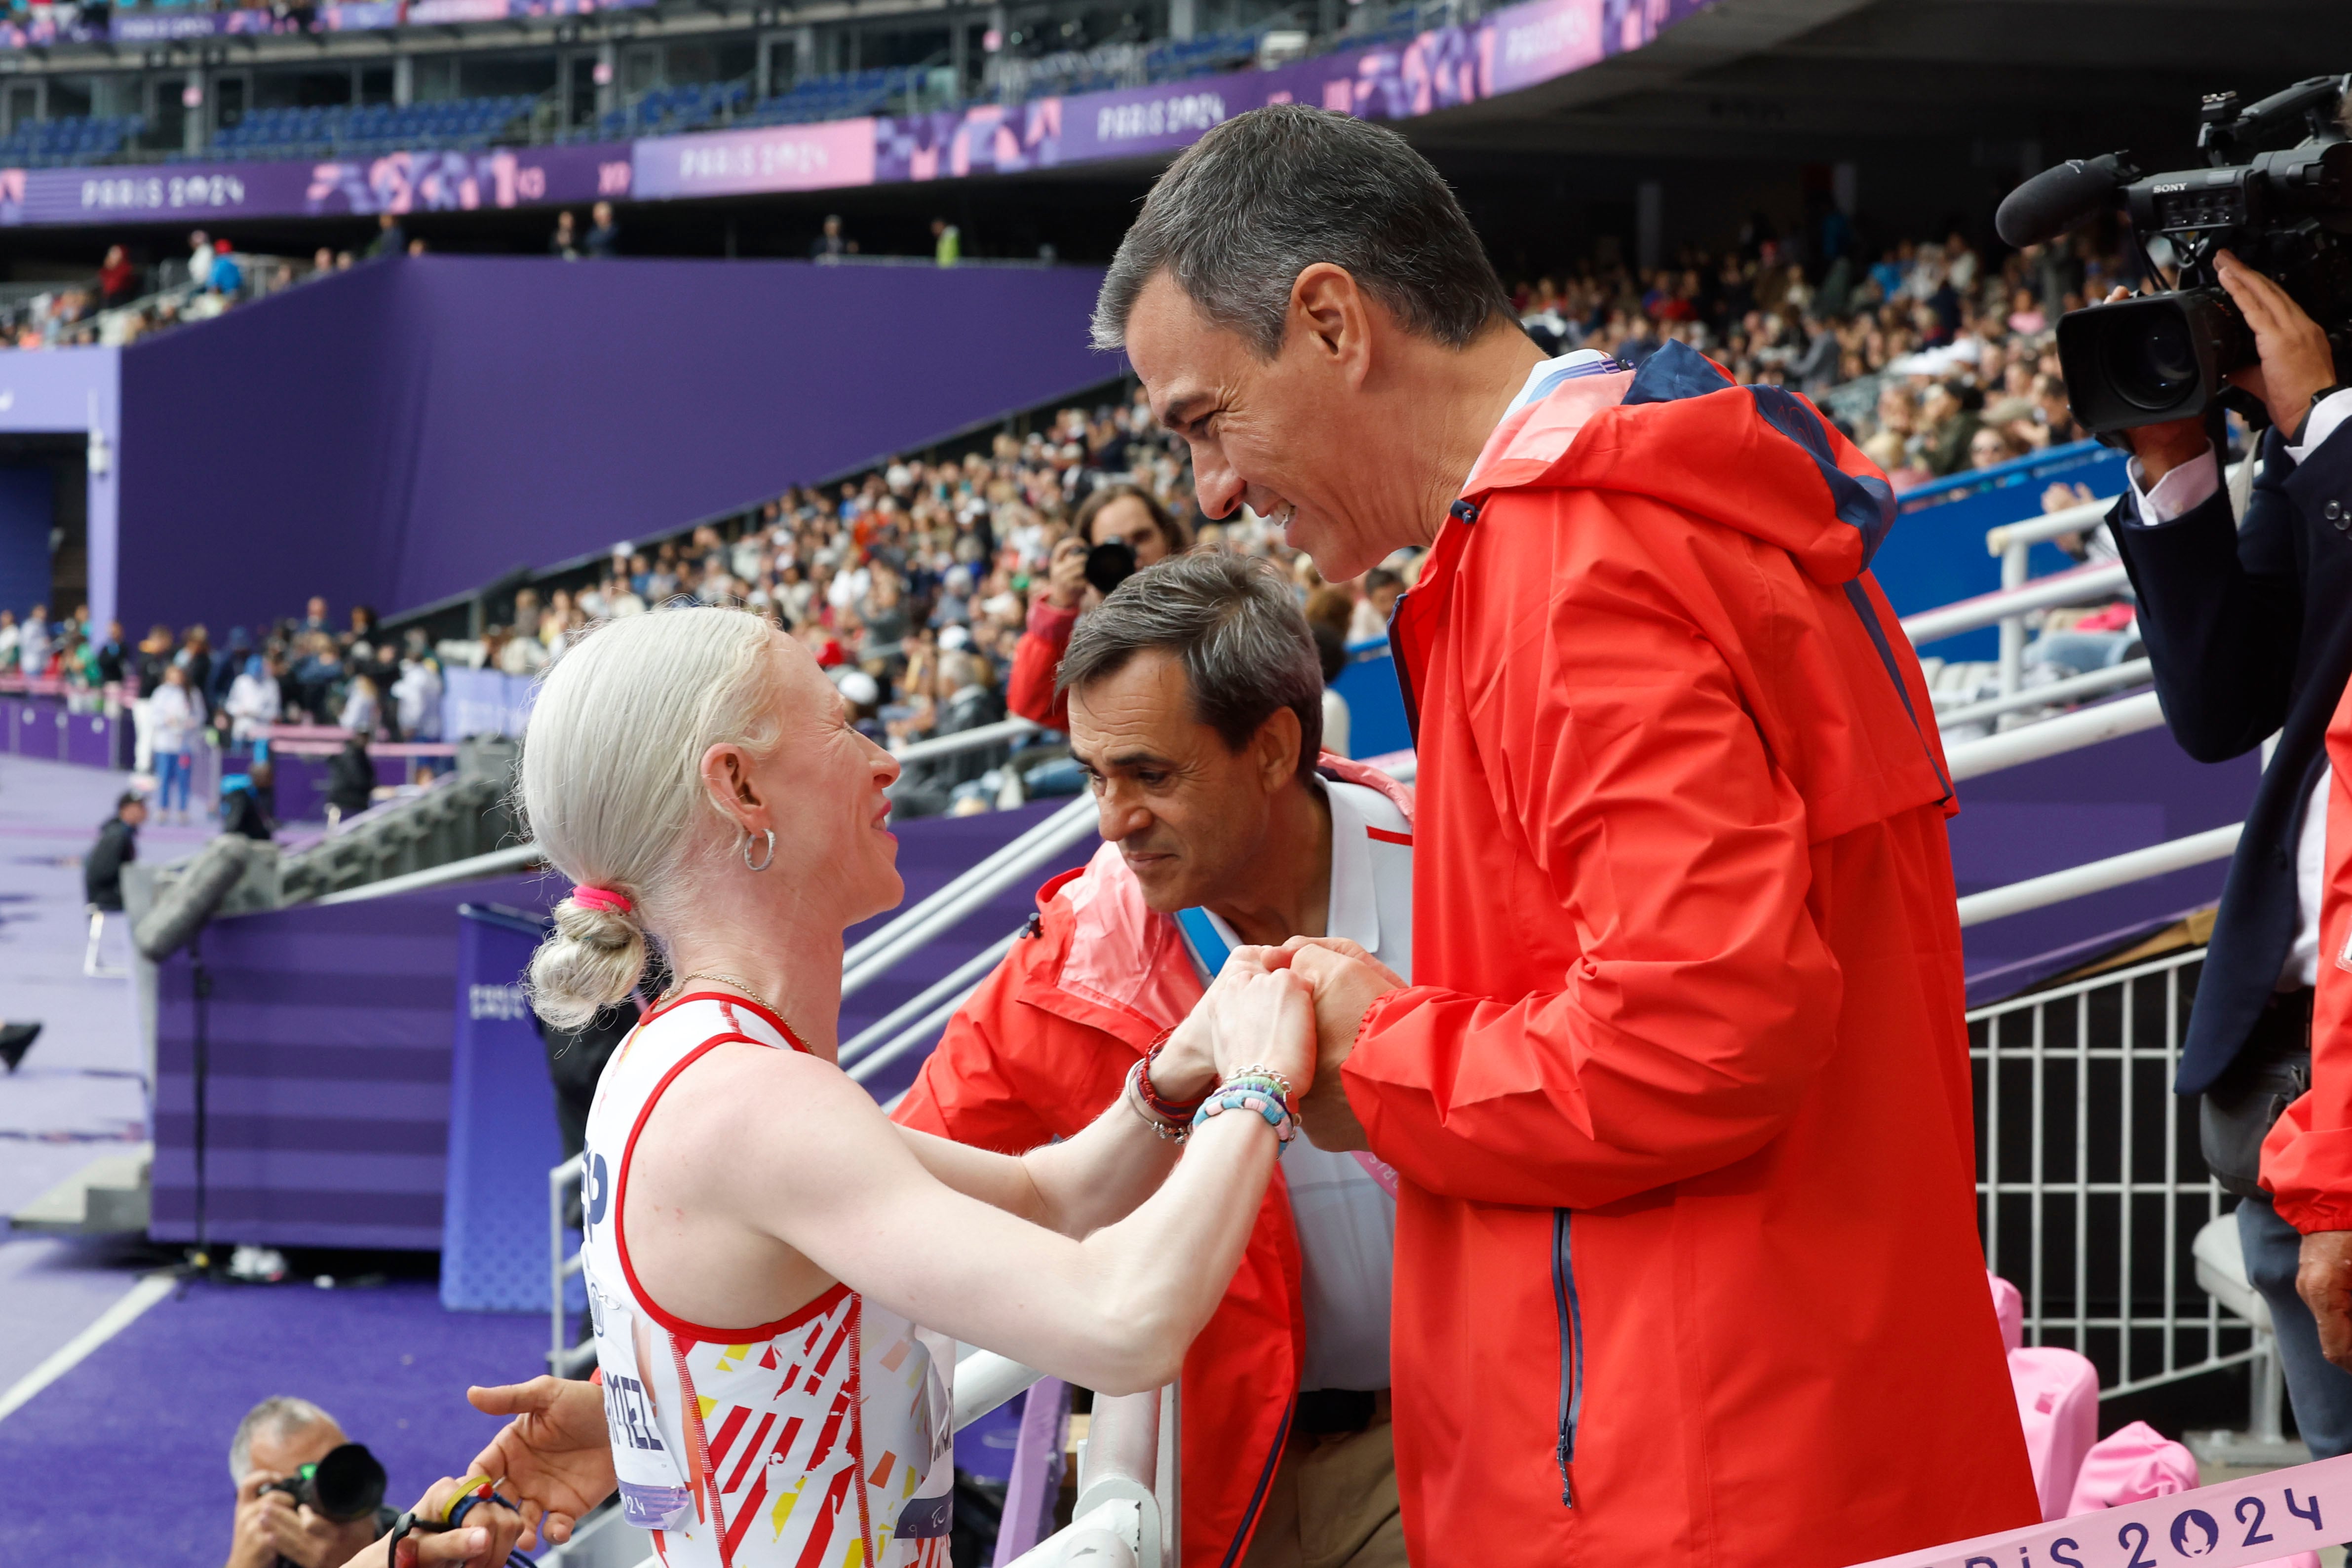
[1462,341,1897,590]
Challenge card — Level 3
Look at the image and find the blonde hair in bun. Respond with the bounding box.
[517,607,787,1029]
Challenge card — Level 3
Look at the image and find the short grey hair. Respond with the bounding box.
[1058,552,1323,779]
[1092,104,1513,358]
[230,1396,340,1483]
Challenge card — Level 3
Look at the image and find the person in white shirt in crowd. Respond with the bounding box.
[898,553,1414,1568]
[224,651,283,745]
[392,634,444,744]
[0,610,18,672]
[17,603,50,678]
[337,673,380,740]
[147,663,202,823]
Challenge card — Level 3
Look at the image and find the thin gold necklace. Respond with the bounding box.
[671,970,802,1042]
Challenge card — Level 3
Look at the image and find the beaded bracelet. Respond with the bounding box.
[1125,1030,1210,1141]
[1190,1072,1300,1154]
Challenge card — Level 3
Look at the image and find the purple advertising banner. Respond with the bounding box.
[0,141,626,226]
[82,0,652,49]
[0,0,1711,223]
[879,0,1713,177]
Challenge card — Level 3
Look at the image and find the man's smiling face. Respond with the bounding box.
[1122,268,1397,582]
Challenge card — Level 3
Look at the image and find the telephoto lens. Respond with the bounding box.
[2056,289,2255,432]
[1084,538,1140,597]
[303,1443,389,1523]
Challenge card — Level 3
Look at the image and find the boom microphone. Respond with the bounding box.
[1996,153,2136,249]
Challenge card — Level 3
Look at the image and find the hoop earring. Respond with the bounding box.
[742,829,775,873]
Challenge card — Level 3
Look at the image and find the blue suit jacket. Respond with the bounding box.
[2110,421,2352,1094]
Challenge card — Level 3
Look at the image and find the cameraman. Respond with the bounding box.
[1006,484,1188,730]
[2107,247,2352,1453]
[227,1398,392,1568]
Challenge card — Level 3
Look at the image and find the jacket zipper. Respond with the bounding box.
[1551,1208,1582,1507]
[1219,1402,1293,1568]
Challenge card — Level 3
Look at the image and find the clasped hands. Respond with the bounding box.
[1147,936,1407,1152]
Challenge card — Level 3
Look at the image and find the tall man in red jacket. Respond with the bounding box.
[1097,105,2039,1565]
[899,552,1418,1568]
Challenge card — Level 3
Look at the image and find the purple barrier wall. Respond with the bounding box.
[150,799,1101,1251]
[114,256,1112,636]
[0,693,123,767]
[1952,720,2261,1006]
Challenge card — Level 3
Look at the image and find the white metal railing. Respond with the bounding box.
[548,1154,592,1377]
[1934,657,2153,730]
[1900,560,2132,649]
[1941,690,2165,783]
[1971,947,2269,1404]
[843,796,1099,999]
[890,716,1043,766]
[1956,823,2241,929]
[841,927,1024,1079]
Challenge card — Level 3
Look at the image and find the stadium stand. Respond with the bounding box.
[0,111,142,167]
[194,95,536,160]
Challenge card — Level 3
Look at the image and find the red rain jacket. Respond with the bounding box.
[2263,683,2352,1233]
[1351,344,2038,1565]
[894,757,1414,1568]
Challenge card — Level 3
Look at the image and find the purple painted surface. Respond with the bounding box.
[1951,719,2261,1004]
[147,798,1099,1250]
[114,256,1112,636]
[0,1275,549,1568]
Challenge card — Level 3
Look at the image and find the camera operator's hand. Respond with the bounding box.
[1045,534,1090,612]
[2299,1229,2352,1374]
[227,1471,296,1568]
[2214,250,2339,440]
[228,1470,375,1568]
[462,1377,615,1547]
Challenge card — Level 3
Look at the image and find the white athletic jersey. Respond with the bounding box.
[579,993,954,1568]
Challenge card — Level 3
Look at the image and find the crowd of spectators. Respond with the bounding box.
[0,593,445,818]
[0,212,2141,817]
[1511,219,2136,489]
[426,383,1416,816]
[1,224,422,349]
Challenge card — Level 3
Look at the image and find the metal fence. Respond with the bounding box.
[1971,946,2263,1400]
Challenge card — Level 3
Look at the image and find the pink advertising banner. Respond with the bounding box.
[630,118,878,200]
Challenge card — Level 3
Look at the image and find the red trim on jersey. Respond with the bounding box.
[1364,825,1414,846]
[636,990,813,1052]
[613,1030,852,1343]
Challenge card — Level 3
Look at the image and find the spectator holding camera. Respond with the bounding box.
[1006,484,1187,729]
[225,1397,394,1568]
[228,1396,534,1568]
[2104,246,2352,1453]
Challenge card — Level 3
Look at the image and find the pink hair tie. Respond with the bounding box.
[572,885,633,916]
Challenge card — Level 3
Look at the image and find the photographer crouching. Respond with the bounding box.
[227,1396,534,1568]
[2044,79,2352,1455]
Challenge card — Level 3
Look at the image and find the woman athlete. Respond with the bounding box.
[401,605,1315,1568]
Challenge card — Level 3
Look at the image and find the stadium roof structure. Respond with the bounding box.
[1406,0,2352,166]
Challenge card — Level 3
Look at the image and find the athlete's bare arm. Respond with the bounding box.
[892,1000,1223,1238]
[626,953,1312,1395]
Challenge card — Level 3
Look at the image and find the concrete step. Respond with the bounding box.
[9,1143,152,1235]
